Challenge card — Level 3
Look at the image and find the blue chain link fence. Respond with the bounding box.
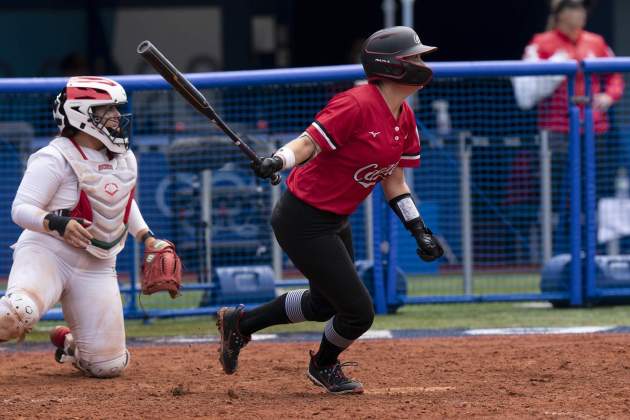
[4,58,625,319]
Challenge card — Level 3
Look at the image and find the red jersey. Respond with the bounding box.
[524,29,624,134]
[286,83,421,215]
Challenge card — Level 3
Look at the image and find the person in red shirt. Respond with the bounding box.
[216,26,443,395]
[514,0,623,132]
[512,0,624,253]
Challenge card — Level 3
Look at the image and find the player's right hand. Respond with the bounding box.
[63,219,93,249]
[251,156,283,179]
[44,213,93,248]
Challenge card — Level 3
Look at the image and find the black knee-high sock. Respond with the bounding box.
[315,335,345,367]
[239,294,290,336]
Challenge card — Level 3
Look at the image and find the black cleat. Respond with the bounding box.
[216,305,251,374]
[307,350,364,395]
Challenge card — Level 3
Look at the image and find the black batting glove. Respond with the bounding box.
[251,156,283,179]
[409,223,444,262]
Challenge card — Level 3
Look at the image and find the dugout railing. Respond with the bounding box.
[0,59,601,319]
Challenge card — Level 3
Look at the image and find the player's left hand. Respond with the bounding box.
[412,227,444,262]
[251,156,283,179]
[141,239,182,298]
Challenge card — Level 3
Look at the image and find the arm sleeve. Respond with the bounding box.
[399,111,421,168]
[511,37,566,110]
[601,46,625,101]
[11,150,65,232]
[304,93,360,152]
[127,199,149,238]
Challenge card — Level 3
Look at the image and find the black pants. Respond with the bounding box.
[270,190,374,341]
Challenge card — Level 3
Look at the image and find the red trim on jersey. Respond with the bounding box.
[70,190,94,222]
[66,87,112,100]
[68,138,88,160]
[123,187,136,224]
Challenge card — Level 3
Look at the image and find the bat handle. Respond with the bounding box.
[270,173,282,186]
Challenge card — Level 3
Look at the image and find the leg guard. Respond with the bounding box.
[0,293,40,342]
[76,349,130,378]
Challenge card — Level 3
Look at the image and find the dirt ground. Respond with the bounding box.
[2,333,630,419]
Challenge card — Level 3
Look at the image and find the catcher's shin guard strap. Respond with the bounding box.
[284,289,307,323]
[324,317,354,349]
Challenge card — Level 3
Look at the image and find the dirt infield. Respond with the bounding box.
[2,333,630,418]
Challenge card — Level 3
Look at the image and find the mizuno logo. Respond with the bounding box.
[368,131,381,138]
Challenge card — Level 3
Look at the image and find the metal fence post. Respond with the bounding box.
[201,169,213,283]
[371,185,387,314]
[583,72,596,302]
[459,132,473,295]
[271,183,282,280]
[568,74,583,306]
[539,130,553,263]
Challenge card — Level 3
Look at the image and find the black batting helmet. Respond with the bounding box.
[361,26,437,87]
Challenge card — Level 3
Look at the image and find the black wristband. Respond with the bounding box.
[140,230,155,243]
[44,213,72,237]
[388,193,428,231]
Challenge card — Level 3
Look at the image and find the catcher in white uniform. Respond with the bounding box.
[0,76,181,378]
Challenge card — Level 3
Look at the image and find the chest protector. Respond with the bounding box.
[49,138,137,259]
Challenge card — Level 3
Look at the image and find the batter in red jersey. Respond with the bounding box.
[216,26,443,395]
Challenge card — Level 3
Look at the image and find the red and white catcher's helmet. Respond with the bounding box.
[53,76,131,154]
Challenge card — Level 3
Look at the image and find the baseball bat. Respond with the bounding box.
[136,40,281,186]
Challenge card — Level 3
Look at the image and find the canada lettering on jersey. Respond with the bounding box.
[353,162,398,188]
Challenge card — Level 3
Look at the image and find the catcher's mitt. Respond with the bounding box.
[141,239,182,298]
